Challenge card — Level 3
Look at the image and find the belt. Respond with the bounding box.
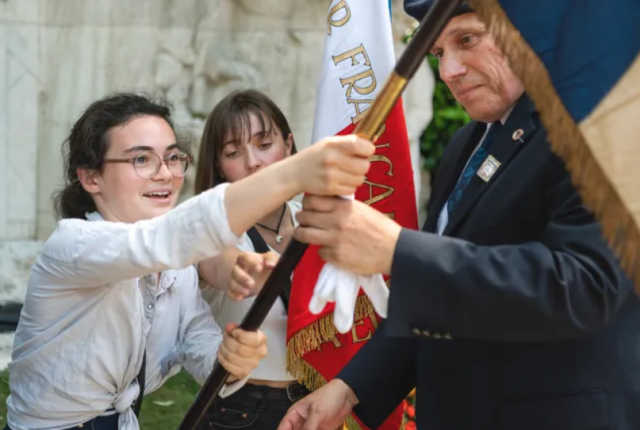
[74,414,119,428]
[239,382,310,403]
[2,414,121,430]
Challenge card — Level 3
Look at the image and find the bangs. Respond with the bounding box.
[195,88,297,196]
[219,105,277,153]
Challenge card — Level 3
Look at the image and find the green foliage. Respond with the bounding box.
[0,369,201,430]
[0,369,8,424]
[404,26,471,175]
[138,371,200,429]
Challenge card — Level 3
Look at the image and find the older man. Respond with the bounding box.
[278,1,640,430]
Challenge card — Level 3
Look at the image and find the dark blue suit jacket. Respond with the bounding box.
[339,96,640,430]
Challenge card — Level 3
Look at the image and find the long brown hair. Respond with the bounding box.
[194,89,297,195]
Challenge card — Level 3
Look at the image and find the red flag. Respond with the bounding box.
[286,1,419,430]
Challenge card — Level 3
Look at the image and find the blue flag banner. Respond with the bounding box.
[467,0,640,288]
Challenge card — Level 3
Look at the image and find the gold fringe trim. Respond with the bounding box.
[287,356,328,391]
[285,295,377,430]
[286,295,376,367]
[345,416,362,430]
[468,0,640,289]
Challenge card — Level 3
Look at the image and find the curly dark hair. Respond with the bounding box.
[53,92,191,220]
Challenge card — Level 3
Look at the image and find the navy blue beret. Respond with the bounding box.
[404,0,474,21]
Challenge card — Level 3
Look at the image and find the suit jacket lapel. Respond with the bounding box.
[423,122,486,233]
[443,96,538,236]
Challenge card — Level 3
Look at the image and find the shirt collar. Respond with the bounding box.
[500,104,516,125]
[485,104,516,133]
[86,211,103,222]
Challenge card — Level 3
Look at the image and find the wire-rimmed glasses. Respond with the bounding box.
[104,150,193,179]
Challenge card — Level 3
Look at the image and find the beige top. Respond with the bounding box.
[200,200,301,382]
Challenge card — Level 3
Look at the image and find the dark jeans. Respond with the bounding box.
[198,382,310,430]
[3,413,119,430]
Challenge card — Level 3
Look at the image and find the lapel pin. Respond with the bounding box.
[477,155,501,182]
[512,128,524,142]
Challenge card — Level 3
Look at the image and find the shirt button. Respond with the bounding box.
[147,303,154,310]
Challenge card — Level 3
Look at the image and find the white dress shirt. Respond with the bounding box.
[6,183,246,430]
[200,200,300,382]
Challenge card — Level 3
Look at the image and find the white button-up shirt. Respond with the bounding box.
[201,200,302,382]
[6,183,245,430]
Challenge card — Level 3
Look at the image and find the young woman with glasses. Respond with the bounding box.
[3,92,373,430]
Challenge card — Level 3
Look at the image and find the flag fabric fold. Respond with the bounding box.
[467,0,640,288]
[286,1,420,429]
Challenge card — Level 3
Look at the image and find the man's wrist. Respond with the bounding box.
[334,378,359,407]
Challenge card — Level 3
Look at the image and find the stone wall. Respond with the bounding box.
[0,0,434,363]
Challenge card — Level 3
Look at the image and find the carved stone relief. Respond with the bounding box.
[0,0,434,366]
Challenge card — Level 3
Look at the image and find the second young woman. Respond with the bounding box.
[195,90,309,430]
